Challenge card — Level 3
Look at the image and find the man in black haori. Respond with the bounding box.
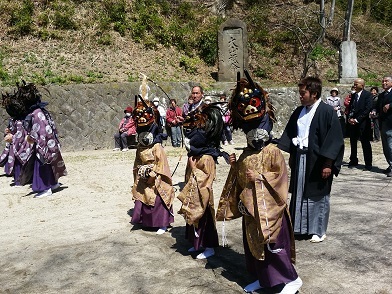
[217,70,302,294]
[278,77,344,243]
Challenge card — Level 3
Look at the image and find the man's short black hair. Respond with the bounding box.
[298,76,322,99]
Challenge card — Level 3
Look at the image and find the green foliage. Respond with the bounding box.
[325,68,338,81]
[179,56,201,74]
[253,66,270,79]
[0,48,10,84]
[336,0,392,25]
[359,72,380,86]
[309,44,335,61]
[127,73,138,82]
[37,28,63,40]
[9,0,34,35]
[97,33,112,45]
[197,26,219,66]
[53,4,77,30]
[101,0,128,36]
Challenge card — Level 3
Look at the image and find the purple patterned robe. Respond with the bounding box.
[1,120,33,176]
[22,108,67,181]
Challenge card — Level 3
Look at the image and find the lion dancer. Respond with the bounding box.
[178,103,229,259]
[1,93,33,185]
[131,96,175,235]
[216,71,302,293]
[15,81,67,198]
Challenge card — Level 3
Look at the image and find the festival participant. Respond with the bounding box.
[1,118,30,186]
[1,94,33,184]
[16,82,67,198]
[131,96,175,235]
[178,103,228,259]
[216,71,302,293]
[278,76,344,243]
[1,118,16,176]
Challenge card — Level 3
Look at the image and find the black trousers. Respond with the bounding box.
[348,124,372,166]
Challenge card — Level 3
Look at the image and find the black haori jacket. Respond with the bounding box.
[278,101,344,198]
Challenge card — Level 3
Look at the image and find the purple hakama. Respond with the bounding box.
[185,207,219,250]
[243,212,298,288]
[131,195,174,228]
[13,159,22,186]
[32,158,56,192]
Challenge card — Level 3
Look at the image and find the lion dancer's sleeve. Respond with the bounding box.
[153,144,175,209]
[177,155,215,228]
[216,165,242,221]
[253,146,289,244]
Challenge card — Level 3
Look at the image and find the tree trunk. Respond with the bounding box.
[328,0,336,25]
[365,0,371,16]
[320,0,326,42]
[343,0,354,41]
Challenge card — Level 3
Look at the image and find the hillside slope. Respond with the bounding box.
[0,0,390,88]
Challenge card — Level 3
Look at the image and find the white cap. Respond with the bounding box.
[330,87,339,94]
[204,96,212,101]
[153,97,159,102]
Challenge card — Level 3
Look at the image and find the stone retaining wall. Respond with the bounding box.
[0,82,352,151]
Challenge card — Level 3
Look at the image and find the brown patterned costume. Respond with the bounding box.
[177,103,225,252]
[178,154,216,228]
[132,143,174,210]
[215,70,300,291]
[130,98,174,229]
[216,144,295,262]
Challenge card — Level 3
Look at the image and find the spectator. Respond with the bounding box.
[113,106,137,152]
[278,76,344,243]
[152,97,166,133]
[369,86,380,142]
[376,75,392,177]
[219,95,234,145]
[166,99,184,147]
[182,95,193,117]
[343,86,356,138]
[347,78,373,170]
[325,87,345,135]
[189,86,204,112]
[204,96,212,104]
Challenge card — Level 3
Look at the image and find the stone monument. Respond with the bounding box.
[339,41,358,84]
[218,18,248,82]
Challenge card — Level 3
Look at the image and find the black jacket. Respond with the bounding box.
[377,90,392,129]
[348,89,372,132]
[278,102,344,198]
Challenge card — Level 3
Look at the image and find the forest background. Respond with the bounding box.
[0,0,391,89]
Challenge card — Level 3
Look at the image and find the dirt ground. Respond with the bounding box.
[1,133,391,294]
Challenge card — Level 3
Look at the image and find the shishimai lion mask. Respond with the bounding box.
[229,70,276,150]
[182,103,224,151]
[132,95,162,146]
